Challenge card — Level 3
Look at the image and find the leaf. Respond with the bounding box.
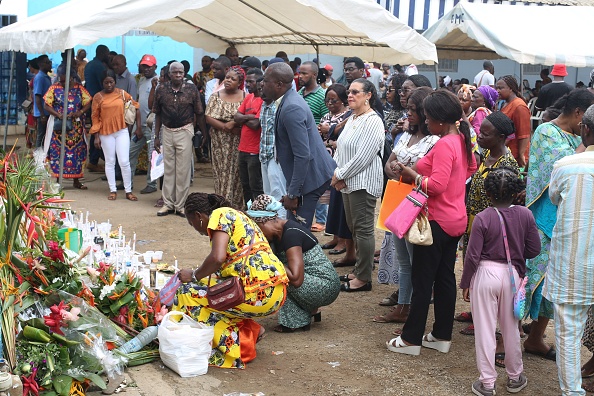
[86,373,107,389]
[52,375,73,396]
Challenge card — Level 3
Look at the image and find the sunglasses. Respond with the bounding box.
[346,89,363,96]
[398,88,412,95]
[325,99,339,104]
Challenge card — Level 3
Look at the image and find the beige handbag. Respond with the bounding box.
[146,112,155,129]
[122,90,136,125]
[405,210,433,246]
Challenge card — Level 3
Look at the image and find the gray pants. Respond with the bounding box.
[129,124,156,189]
[162,124,193,211]
[342,189,377,282]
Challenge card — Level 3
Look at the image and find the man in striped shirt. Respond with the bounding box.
[543,104,594,395]
[298,61,328,125]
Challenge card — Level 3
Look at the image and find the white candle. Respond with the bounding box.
[174,257,178,270]
[132,233,136,254]
[86,211,89,224]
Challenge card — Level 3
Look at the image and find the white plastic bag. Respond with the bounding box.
[150,150,164,181]
[158,311,214,377]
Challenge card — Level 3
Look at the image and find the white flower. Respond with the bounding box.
[52,277,62,284]
[99,284,116,300]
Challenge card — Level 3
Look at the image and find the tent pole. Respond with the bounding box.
[434,63,439,89]
[314,44,319,66]
[58,49,72,186]
[3,51,15,151]
[519,63,523,98]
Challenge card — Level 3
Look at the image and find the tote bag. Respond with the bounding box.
[376,178,414,231]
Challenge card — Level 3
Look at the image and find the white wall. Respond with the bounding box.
[0,0,27,20]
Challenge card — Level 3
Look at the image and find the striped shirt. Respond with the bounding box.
[334,111,385,197]
[543,146,594,305]
[298,85,328,124]
[259,101,277,163]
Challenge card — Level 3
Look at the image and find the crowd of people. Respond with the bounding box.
[24,47,594,395]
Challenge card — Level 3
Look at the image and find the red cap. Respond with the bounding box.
[551,64,568,77]
[324,64,333,71]
[140,54,157,67]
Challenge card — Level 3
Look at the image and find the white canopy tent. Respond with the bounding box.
[0,0,437,65]
[422,1,594,67]
[0,0,437,183]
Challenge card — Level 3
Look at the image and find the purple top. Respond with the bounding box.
[460,205,541,289]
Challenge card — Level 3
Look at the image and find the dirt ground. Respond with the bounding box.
[29,145,582,396]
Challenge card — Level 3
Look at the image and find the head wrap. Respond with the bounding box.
[229,65,246,90]
[457,84,475,101]
[477,85,499,109]
[246,194,283,222]
[443,75,452,86]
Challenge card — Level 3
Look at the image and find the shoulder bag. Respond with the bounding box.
[404,178,433,245]
[385,177,429,239]
[121,90,136,125]
[493,207,528,320]
[206,233,255,311]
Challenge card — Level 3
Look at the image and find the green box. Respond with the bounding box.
[57,228,82,252]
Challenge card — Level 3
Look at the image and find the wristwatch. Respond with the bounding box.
[287,194,298,200]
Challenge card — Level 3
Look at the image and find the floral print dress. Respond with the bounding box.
[174,208,288,369]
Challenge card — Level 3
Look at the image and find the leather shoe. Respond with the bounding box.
[176,208,186,218]
[157,206,174,216]
[333,259,356,268]
[340,281,372,292]
[140,186,157,194]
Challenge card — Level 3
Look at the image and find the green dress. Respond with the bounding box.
[275,221,341,329]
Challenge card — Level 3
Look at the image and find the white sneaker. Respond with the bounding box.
[421,332,451,353]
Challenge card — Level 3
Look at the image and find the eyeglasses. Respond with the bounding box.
[387,88,395,93]
[346,89,363,96]
[398,88,412,96]
[325,99,339,105]
[344,67,359,72]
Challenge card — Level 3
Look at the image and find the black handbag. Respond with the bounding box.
[53,118,73,131]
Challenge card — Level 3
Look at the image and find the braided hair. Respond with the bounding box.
[485,112,515,137]
[184,193,231,216]
[498,75,525,103]
[484,166,525,203]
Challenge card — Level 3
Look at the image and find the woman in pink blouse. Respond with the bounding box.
[386,89,477,355]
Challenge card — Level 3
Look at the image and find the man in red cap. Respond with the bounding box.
[536,64,573,110]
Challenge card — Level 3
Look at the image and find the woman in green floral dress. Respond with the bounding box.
[248,195,341,332]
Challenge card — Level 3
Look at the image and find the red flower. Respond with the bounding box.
[43,301,68,335]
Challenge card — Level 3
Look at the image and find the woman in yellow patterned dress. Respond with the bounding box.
[175,192,288,369]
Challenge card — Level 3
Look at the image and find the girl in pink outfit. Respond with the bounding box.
[461,167,540,396]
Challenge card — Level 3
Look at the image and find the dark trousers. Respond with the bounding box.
[401,220,461,345]
[35,116,48,148]
[287,179,331,229]
[238,151,264,205]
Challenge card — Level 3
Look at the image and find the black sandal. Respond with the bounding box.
[273,324,311,333]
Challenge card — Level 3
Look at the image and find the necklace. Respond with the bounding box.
[353,108,372,119]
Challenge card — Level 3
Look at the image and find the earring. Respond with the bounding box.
[365,99,369,106]
[439,123,443,126]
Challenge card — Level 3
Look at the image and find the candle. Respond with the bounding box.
[132,233,136,254]
[174,256,178,270]
[86,211,89,224]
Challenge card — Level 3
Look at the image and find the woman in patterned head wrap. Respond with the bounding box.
[248,194,341,333]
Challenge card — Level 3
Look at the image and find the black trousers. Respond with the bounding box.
[287,179,331,229]
[238,151,263,205]
[401,220,461,345]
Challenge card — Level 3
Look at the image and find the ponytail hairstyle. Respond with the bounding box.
[423,89,473,165]
[352,78,378,111]
[185,193,232,216]
[483,166,525,203]
[553,88,594,117]
[407,87,433,136]
[498,75,525,103]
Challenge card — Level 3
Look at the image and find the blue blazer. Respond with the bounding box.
[274,89,336,197]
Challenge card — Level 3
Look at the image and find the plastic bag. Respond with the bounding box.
[158,311,214,377]
[150,151,164,181]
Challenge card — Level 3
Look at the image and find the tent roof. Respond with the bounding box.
[0,0,437,65]
[422,1,594,67]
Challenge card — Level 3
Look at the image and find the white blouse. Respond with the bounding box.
[392,132,439,166]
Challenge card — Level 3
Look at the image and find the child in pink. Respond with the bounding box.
[460,167,540,395]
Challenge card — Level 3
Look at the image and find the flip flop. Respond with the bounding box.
[321,242,338,250]
[329,247,347,255]
[108,192,117,201]
[495,352,506,368]
[454,311,473,322]
[459,324,475,336]
[524,347,556,361]
[73,181,88,190]
[333,259,356,267]
[126,192,138,201]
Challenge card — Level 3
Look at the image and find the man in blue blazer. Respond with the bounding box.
[261,62,336,228]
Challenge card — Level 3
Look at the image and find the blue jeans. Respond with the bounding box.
[394,236,414,304]
[261,158,287,219]
[315,203,328,224]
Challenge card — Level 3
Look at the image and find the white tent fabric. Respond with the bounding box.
[0,0,437,65]
[422,1,594,67]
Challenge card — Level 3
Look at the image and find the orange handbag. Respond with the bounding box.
[376,178,415,231]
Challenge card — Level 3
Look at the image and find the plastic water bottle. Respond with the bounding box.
[117,326,158,354]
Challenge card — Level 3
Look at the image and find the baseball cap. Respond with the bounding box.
[268,57,285,65]
[241,56,262,69]
[139,54,157,67]
[551,64,568,77]
[324,64,333,71]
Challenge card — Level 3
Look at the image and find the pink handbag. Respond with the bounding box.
[384,179,428,239]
